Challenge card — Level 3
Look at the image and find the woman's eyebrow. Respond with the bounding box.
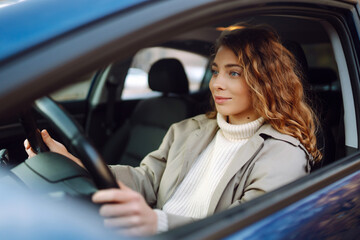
[225,64,242,68]
[211,62,241,68]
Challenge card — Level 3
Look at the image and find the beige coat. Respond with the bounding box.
[110,114,311,229]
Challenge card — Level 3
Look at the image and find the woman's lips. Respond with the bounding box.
[214,96,231,104]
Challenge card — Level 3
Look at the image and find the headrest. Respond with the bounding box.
[148,58,189,95]
[283,40,309,81]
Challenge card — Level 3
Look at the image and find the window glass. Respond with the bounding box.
[50,73,94,101]
[122,47,208,100]
[302,43,337,71]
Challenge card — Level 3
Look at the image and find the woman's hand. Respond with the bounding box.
[24,129,84,168]
[92,181,158,236]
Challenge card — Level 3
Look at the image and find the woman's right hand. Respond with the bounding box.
[24,129,85,168]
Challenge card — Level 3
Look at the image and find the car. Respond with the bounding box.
[0,0,360,239]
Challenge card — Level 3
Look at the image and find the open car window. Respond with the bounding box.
[1,0,360,239]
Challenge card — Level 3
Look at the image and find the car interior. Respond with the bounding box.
[0,11,355,198]
[66,14,349,173]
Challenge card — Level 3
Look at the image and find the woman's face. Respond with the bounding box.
[209,46,259,124]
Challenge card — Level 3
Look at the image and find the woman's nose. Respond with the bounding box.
[211,75,225,90]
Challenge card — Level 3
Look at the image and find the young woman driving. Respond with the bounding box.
[25,24,321,236]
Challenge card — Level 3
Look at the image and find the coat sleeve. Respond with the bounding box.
[154,210,199,232]
[231,139,309,207]
[108,123,176,207]
[166,213,199,229]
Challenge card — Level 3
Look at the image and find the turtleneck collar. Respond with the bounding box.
[217,113,264,141]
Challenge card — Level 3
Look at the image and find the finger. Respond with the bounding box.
[40,129,53,145]
[40,129,64,153]
[103,215,141,228]
[24,139,30,150]
[25,147,36,158]
[41,129,49,136]
[117,181,131,190]
[24,139,36,158]
[92,189,139,204]
[99,202,141,217]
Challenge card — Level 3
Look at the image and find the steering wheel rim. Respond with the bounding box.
[32,96,118,189]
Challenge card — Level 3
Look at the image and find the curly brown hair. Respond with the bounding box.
[207,24,322,162]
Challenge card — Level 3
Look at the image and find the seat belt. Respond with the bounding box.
[104,58,132,136]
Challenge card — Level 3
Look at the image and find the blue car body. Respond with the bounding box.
[227,170,360,239]
[0,0,148,62]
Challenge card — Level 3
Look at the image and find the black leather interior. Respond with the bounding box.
[148,58,189,95]
[284,41,343,170]
[102,58,197,166]
[308,67,343,167]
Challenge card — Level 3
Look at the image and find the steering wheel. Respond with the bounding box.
[20,96,118,190]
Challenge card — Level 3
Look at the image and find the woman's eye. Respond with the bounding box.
[211,69,219,75]
[230,71,240,77]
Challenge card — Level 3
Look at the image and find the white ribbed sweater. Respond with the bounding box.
[156,114,264,231]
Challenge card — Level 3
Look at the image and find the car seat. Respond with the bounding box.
[308,67,343,168]
[102,58,197,166]
[283,41,329,171]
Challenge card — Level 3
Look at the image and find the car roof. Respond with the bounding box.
[0,0,358,116]
[0,0,150,63]
[1,0,356,64]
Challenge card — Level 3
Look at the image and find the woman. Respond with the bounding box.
[25,24,321,236]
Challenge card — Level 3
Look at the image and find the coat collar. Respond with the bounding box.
[258,124,313,162]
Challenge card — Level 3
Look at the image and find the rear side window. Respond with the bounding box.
[122,47,208,100]
[50,73,94,101]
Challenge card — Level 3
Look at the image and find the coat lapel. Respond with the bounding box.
[206,129,265,215]
[163,118,218,203]
[179,124,218,182]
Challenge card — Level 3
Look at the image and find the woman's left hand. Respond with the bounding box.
[92,181,157,236]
